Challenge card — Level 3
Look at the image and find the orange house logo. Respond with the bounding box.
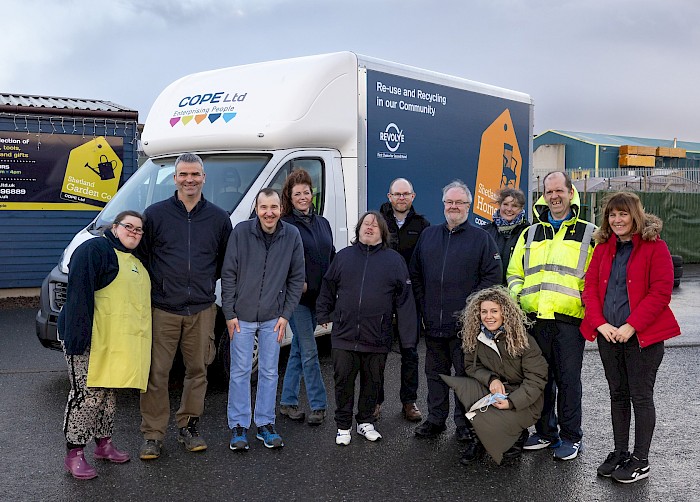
[472,109,523,221]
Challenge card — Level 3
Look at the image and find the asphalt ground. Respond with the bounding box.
[1,273,699,502]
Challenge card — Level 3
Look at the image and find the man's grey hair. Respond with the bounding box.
[441,180,472,203]
[174,152,204,170]
[388,177,414,193]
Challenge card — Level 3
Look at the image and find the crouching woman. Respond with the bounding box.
[443,286,547,465]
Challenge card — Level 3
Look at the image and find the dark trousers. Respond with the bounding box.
[598,335,664,459]
[332,349,387,430]
[377,320,419,405]
[531,319,585,442]
[424,335,467,427]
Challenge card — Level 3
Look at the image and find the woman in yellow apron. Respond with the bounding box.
[58,210,151,480]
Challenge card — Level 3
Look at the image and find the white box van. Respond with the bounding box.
[36,51,534,373]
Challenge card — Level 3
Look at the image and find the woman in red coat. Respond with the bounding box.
[581,191,680,484]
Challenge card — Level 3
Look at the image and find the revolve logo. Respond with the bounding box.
[379,123,404,152]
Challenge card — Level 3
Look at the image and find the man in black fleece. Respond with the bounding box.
[138,153,232,460]
[378,178,430,422]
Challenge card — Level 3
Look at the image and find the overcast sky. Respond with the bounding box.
[2,0,699,141]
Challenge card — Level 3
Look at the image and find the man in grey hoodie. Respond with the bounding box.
[222,188,305,451]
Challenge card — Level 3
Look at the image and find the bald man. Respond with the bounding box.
[378,177,430,421]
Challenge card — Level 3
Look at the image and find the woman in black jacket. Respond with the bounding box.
[316,211,417,446]
[483,188,530,285]
[279,169,335,425]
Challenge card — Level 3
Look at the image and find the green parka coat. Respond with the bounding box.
[443,331,548,464]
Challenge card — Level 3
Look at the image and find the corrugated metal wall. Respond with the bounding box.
[533,131,597,171]
[592,191,700,264]
[598,145,619,170]
[0,115,138,288]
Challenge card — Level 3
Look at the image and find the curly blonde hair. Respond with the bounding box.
[459,286,531,357]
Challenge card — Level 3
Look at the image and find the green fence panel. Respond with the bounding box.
[592,191,700,264]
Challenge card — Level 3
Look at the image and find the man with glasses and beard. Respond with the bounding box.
[378,178,430,422]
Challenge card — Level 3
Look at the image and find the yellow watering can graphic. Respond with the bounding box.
[61,136,123,208]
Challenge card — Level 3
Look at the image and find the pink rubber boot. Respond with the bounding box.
[94,437,130,463]
[64,448,98,480]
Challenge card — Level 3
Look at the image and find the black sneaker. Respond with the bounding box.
[503,429,530,460]
[611,456,650,483]
[279,404,305,421]
[178,417,207,452]
[459,437,484,464]
[597,450,630,477]
[455,425,471,443]
[414,420,446,438]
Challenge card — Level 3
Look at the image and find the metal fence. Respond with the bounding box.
[590,191,700,264]
[528,188,700,264]
[532,168,700,193]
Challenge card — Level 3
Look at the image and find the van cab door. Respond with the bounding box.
[262,150,347,250]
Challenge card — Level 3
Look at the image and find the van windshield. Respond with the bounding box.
[94,154,271,228]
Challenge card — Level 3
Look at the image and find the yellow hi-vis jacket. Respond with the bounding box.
[506,188,595,323]
[87,249,152,391]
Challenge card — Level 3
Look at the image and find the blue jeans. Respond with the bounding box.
[227,319,280,429]
[280,304,327,411]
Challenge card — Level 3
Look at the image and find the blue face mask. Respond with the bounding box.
[486,393,508,405]
[473,392,509,413]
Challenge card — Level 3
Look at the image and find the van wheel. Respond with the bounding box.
[217,328,259,384]
[671,254,683,268]
[671,254,683,289]
[671,254,683,288]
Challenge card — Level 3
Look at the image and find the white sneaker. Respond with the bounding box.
[336,429,351,446]
[357,423,382,442]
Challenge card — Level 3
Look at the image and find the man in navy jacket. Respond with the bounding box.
[138,153,232,460]
[410,180,501,441]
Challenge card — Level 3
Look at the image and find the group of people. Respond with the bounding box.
[58,154,679,485]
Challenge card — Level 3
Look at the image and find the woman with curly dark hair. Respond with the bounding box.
[442,286,547,465]
[581,191,680,483]
[278,169,335,425]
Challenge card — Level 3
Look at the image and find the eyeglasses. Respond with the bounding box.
[117,222,144,235]
[443,200,470,207]
[390,192,414,199]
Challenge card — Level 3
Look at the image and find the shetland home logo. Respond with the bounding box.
[169,91,247,127]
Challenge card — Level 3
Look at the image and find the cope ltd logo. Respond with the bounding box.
[169,91,247,127]
[377,123,407,159]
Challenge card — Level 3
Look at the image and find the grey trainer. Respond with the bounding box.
[178,417,207,452]
[307,409,326,426]
[279,404,305,421]
[139,439,163,461]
